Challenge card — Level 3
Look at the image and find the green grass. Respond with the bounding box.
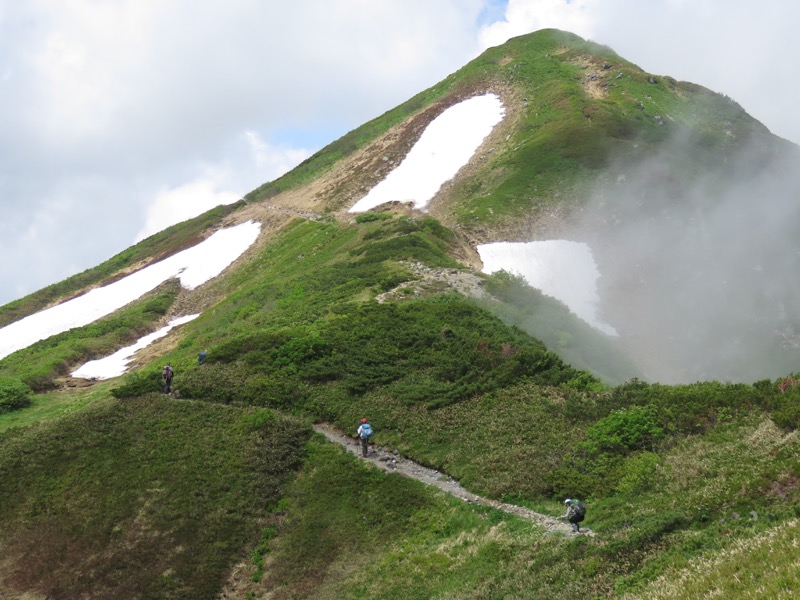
[621,519,800,599]
[0,379,116,433]
[253,435,606,600]
[0,395,309,599]
[4,191,800,599]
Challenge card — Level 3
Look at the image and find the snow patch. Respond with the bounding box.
[0,221,261,360]
[478,240,618,336]
[71,314,199,380]
[349,93,505,213]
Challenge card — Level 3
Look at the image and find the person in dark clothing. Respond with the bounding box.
[198,350,207,365]
[162,362,174,394]
[560,498,586,533]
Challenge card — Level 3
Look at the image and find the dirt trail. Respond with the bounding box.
[313,424,592,536]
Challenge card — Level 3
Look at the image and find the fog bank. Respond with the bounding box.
[576,130,800,383]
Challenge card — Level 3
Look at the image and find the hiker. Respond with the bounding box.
[162,362,174,394]
[560,498,586,533]
[198,350,207,365]
[356,418,373,457]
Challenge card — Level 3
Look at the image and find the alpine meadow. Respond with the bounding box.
[2,29,800,599]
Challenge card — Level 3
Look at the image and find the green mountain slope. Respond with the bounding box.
[1,29,800,599]
[243,28,800,384]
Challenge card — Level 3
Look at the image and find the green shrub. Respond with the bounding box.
[584,406,664,454]
[110,369,164,398]
[615,451,662,495]
[767,379,800,429]
[354,212,393,223]
[177,363,253,405]
[0,377,33,413]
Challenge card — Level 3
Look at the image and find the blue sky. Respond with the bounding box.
[1,0,798,306]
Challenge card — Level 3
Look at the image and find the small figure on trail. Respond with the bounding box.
[560,498,586,533]
[198,350,207,366]
[356,418,373,457]
[162,362,174,394]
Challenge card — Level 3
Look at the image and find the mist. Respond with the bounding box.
[576,120,800,384]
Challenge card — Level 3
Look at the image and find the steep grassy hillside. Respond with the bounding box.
[1,28,800,599]
[0,396,308,599]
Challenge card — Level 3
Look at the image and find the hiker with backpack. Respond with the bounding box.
[356,418,373,457]
[162,362,174,394]
[560,498,586,533]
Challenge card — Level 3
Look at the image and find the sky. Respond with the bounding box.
[1,0,798,306]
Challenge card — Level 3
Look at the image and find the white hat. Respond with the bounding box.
[564,498,572,504]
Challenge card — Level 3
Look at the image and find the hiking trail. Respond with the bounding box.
[313,424,592,536]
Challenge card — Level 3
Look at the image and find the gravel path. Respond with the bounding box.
[313,424,592,536]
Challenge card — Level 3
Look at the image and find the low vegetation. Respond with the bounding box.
[0,396,308,598]
[0,377,33,413]
[2,209,797,598]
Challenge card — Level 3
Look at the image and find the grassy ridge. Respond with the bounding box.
[0,395,308,599]
[100,213,798,597]
[110,216,598,410]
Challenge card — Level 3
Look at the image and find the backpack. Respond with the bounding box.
[360,423,373,439]
[572,501,586,522]
[163,365,173,380]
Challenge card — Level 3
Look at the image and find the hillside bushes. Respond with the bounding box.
[0,377,32,413]
[159,295,595,412]
[583,406,664,454]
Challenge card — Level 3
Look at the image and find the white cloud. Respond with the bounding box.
[479,0,595,48]
[135,130,311,241]
[135,178,240,243]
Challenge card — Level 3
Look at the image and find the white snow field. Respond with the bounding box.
[0,220,261,361]
[71,314,199,380]
[477,240,617,336]
[348,93,505,213]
